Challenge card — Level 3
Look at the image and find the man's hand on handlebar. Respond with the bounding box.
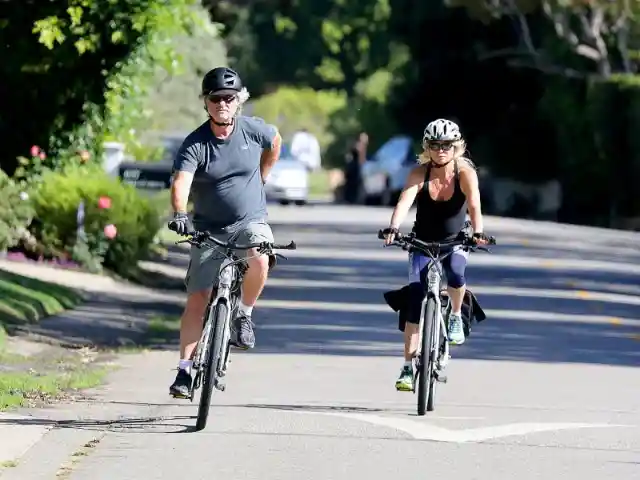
[167,212,193,236]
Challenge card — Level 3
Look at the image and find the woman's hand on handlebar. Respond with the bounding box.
[472,232,492,246]
[381,226,399,246]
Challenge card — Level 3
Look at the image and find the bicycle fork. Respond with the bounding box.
[426,267,450,381]
[211,257,237,389]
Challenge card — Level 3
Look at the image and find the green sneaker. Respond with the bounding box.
[395,365,414,392]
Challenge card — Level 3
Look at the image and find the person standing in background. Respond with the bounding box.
[290,127,321,172]
[343,131,369,204]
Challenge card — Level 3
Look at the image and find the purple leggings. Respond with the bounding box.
[406,248,468,324]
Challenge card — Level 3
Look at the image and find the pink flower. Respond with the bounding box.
[39,151,46,160]
[103,224,117,239]
[98,196,112,209]
[30,145,40,157]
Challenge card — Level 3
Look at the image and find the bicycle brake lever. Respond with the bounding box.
[274,252,287,260]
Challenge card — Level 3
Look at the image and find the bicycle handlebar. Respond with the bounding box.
[377,229,496,254]
[176,230,297,251]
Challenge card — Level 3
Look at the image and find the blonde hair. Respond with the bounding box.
[417,139,476,170]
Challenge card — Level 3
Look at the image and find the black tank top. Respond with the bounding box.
[412,159,467,242]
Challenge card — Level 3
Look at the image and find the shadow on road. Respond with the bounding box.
[11,222,639,369]
[0,414,198,434]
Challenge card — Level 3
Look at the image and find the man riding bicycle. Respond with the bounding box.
[167,66,282,399]
[381,119,490,392]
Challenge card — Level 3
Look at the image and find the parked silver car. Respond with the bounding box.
[360,135,417,206]
[264,157,309,206]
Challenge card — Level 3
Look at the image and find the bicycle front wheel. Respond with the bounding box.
[417,296,437,416]
[427,305,446,412]
[196,301,228,431]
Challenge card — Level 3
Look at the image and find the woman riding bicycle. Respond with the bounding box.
[381,118,490,392]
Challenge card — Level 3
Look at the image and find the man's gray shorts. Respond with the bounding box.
[185,220,274,294]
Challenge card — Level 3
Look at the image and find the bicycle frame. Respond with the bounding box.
[172,229,296,431]
[415,249,455,375]
[176,230,296,395]
[378,227,495,414]
[192,254,242,382]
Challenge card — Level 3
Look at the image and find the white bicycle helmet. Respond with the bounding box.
[423,119,462,142]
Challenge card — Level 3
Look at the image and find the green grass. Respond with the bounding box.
[0,364,109,411]
[0,269,83,328]
[0,269,108,412]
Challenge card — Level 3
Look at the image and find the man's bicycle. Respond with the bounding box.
[175,230,297,431]
[378,229,496,416]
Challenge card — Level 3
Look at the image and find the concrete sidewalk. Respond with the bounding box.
[0,258,186,473]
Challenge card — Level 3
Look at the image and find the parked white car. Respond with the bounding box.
[264,157,309,205]
[360,135,417,206]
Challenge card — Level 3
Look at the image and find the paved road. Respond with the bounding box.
[4,205,640,479]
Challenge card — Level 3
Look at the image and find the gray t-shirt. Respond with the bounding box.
[173,116,278,233]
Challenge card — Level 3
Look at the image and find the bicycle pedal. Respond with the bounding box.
[435,372,448,383]
[215,382,226,392]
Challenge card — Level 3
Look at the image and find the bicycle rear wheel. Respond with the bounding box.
[417,296,437,416]
[196,301,228,431]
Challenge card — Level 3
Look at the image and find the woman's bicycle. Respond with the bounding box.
[378,228,495,416]
[175,230,297,431]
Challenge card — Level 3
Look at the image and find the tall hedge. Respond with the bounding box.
[538,74,640,226]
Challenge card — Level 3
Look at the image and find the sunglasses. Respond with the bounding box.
[427,142,454,151]
[206,94,237,104]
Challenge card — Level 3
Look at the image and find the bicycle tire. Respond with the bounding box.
[427,310,446,412]
[417,296,437,416]
[196,301,228,431]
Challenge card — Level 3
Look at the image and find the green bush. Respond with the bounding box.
[28,164,162,275]
[0,170,34,252]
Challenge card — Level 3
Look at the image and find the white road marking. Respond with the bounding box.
[286,410,632,443]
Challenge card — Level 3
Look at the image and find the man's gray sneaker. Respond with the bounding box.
[233,313,255,349]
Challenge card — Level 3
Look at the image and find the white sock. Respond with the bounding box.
[178,359,192,373]
[238,301,253,316]
[451,310,461,317]
[403,360,412,369]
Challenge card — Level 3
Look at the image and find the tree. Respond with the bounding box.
[0,0,211,174]
[449,0,640,76]
[206,0,397,95]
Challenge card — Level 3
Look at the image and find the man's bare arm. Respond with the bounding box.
[171,171,194,213]
[260,131,282,183]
